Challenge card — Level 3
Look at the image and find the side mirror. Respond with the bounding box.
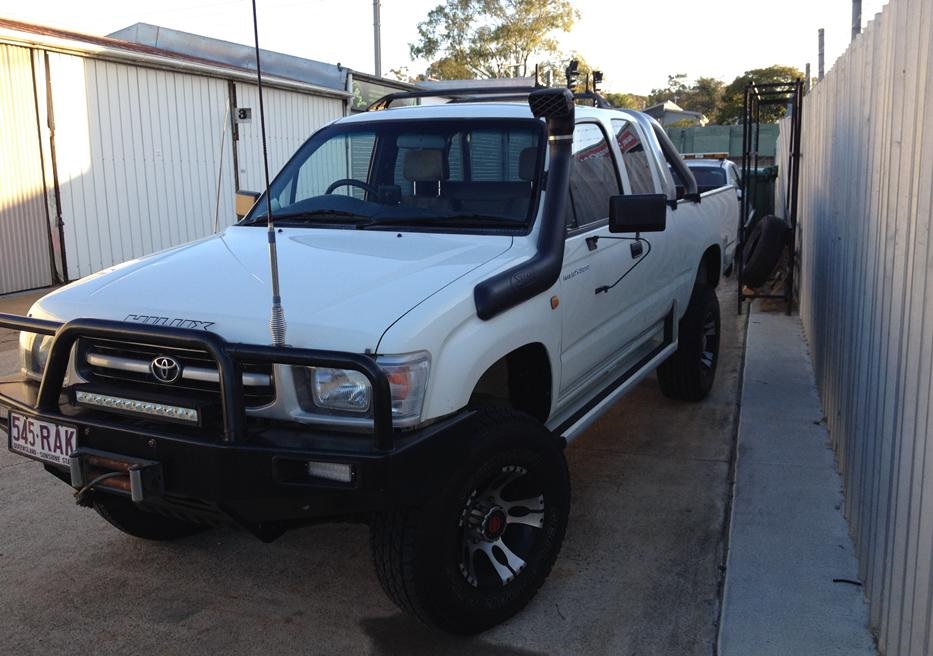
[608,194,667,233]
[236,190,260,219]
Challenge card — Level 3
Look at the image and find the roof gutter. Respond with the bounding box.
[0,26,350,100]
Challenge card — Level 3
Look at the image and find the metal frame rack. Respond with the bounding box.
[738,79,803,314]
[367,87,614,111]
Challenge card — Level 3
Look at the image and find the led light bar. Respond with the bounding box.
[75,391,199,423]
[307,461,354,484]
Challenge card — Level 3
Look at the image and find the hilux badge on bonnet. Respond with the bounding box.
[125,314,215,330]
[150,356,182,384]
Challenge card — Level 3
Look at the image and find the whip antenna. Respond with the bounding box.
[251,0,286,346]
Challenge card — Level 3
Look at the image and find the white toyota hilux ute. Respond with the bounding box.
[1,88,738,634]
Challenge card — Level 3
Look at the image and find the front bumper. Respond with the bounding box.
[0,314,468,537]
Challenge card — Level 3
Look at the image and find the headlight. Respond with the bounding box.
[296,351,430,425]
[19,332,52,380]
[310,367,372,413]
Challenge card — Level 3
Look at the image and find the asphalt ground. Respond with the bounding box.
[0,285,745,655]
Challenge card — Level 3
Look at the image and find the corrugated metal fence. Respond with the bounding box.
[790,0,932,653]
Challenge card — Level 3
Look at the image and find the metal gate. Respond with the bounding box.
[0,44,54,295]
[737,79,803,315]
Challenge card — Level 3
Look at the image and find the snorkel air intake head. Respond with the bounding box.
[528,87,575,137]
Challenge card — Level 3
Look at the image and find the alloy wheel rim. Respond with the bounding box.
[458,465,545,588]
[701,309,718,371]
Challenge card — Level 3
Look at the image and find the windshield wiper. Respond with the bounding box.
[269,209,370,223]
[358,213,520,229]
[242,209,369,225]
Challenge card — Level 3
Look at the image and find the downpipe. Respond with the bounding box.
[474,88,576,321]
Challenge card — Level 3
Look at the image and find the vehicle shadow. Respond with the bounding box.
[0,286,745,656]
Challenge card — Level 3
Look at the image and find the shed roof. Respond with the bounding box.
[109,22,346,91]
[0,17,348,97]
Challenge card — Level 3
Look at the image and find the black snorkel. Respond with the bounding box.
[474,88,576,320]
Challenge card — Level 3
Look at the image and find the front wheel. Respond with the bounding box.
[370,407,570,634]
[658,284,721,401]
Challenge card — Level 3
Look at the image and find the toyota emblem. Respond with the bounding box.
[150,356,182,384]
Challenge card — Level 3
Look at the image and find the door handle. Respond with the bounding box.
[630,242,644,258]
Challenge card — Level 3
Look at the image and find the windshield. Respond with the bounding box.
[243,118,545,230]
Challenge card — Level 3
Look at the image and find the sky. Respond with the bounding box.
[0,0,889,95]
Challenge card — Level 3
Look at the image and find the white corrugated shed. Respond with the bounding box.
[0,44,54,294]
[233,82,344,192]
[0,18,355,293]
[45,53,236,278]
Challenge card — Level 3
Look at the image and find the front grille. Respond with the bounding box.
[77,339,276,408]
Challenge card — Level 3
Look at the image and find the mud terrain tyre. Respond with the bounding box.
[370,407,570,634]
[93,494,206,541]
[658,284,720,402]
[742,214,787,288]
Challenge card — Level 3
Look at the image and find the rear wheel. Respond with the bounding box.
[658,284,721,401]
[371,407,569,634]
[93,494,206,541]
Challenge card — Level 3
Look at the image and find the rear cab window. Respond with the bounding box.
[610,118,656,195]
[689,166,728,193]
[566,122,621,231]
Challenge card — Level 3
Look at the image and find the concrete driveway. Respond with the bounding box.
[0,286,745,655]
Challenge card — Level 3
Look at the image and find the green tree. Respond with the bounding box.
[646,73,689,106]
[716,65,804,124]
[603,92,646,110]
[410,0,578,79]
[667,118,698,129]
[424,57,475,80]
[678,77,724,117]
[645,74,725,120]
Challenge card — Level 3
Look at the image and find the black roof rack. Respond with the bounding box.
[366,85,542,111]
[367,85,619,112]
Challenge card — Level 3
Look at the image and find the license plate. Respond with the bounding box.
[8,412,77,467]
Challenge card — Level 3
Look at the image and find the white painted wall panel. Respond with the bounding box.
[0,44,53,294]
[234,83,343,192]
[783,0,933,653]
[47,53,236,279]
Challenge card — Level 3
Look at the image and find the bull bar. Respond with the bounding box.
[0,312,394,450]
